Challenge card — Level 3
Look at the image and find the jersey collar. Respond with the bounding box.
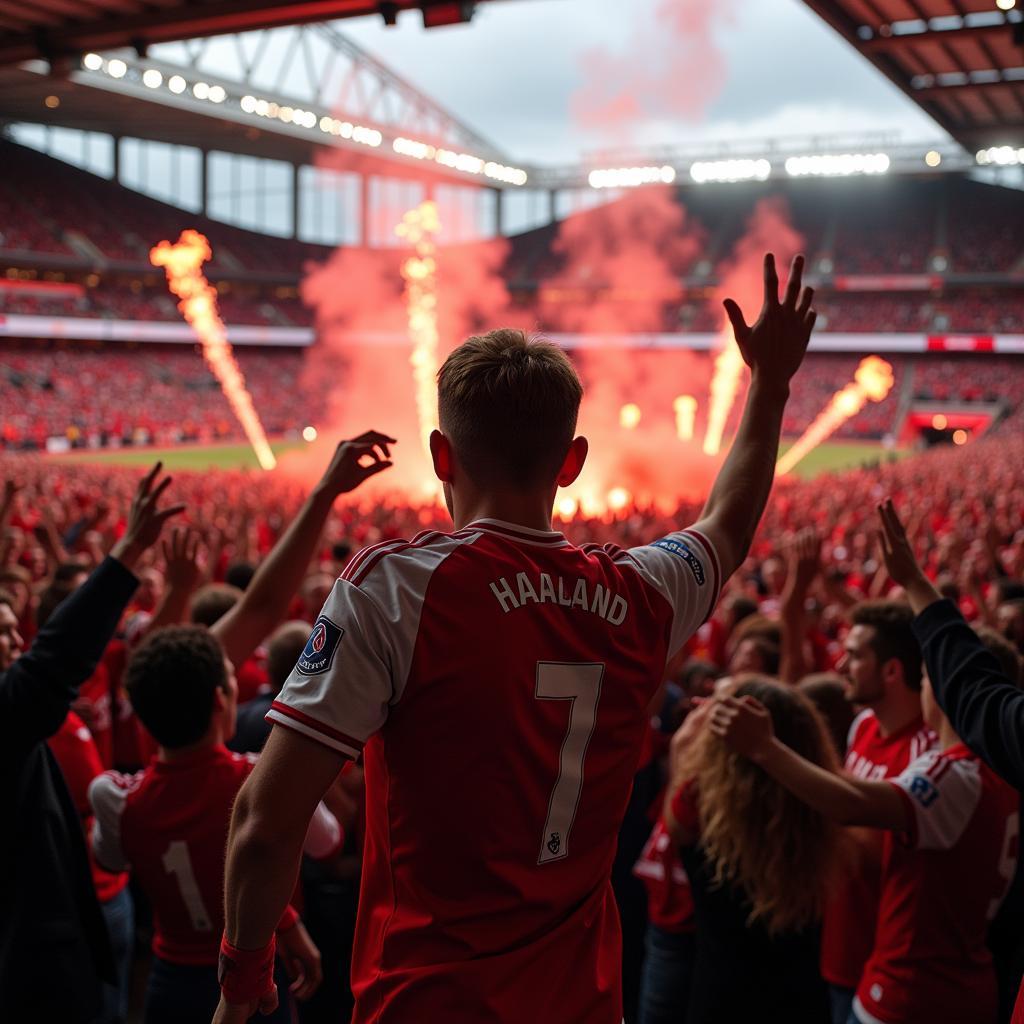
[464,518,570,547]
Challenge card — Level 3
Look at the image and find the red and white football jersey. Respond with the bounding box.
[267,518,720,1024]
[821,710,936,989]
[632,816,694,933]
[854,743,1018,1024]
[89,744,341,964]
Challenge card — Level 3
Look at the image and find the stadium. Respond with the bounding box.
[2,1,1024,1023]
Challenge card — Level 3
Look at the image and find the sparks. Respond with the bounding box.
[673,395,697,441]
[619,403,642,430]
[702,333,745,455]
[150,230,276,471]
[396,201,442,461]
[776,356,895,475]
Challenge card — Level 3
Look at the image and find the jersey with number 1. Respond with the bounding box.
[268,517,721,1024]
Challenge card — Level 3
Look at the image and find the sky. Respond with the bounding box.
[338,0,947,164]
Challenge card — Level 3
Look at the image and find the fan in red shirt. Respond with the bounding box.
[713,589,1019,1024]
[820,601,937,1024]
[215,255,818,1024]
[89,625,341,1024]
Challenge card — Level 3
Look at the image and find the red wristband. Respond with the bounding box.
[276,904,299,934]
[218,934,276,1005]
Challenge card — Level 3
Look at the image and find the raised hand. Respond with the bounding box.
[709,694,775,762]
[876,499,925,590]
[789,527,822,594]
[319,431,397,497]
[162,527,205,594]
[109,463,185,571]
[723,253,816,392]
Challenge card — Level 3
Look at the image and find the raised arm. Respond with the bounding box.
[0,464,181,753]
[212,431,394,670]
[879,499,1024,788]
[710,694,908,830]
[779,528,821,683]
[692,254,816,582]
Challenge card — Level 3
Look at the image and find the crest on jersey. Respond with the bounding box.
[652,538,706,585]
[297,616,344,676]
[547,832,561,856]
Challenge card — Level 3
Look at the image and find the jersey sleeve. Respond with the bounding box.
[88,771,134,872]
[626,527,721,657]
[266,575,414,760]
[889,751,982,851]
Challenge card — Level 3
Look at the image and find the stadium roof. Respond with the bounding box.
[803,0,1024,151]
[0,1,504,66]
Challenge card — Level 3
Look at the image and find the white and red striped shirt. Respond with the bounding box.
[854,743,1018,1024]
[268,518,720,1024]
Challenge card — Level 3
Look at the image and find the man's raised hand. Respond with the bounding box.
[110,463,185,571]
[320,431,397,498]
[723,253,816,393]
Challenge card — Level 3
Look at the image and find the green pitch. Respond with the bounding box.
[56,438,902,479]
[54,440,305,471]
[777,441,906,479]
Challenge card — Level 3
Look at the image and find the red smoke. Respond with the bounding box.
[571,0,731,137]
[535,186,716,509]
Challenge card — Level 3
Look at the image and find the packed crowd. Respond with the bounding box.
[2,417,1023,1022]
[0,344,326,449]
[18,341,1024,452]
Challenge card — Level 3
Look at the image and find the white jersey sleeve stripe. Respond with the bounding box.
[88,772,133,872]
[266,700,363,759]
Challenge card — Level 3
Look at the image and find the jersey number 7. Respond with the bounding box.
[535,662,604,865]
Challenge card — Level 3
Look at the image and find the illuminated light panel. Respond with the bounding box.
[82,53,103,71]
[142,69,163,89]
[785,153,890,177]
[168,75,187,94]
[776,356,894,475]
[396,201,443,461]
[589,165,676,189]
[953,429,969,445]
[925,150,942,167]
[619,403,642,430]
[996,0,1016,11]
[932,413,948,430]
[150,230,277,471]
[976,146,1024,166]
[673,395,697,441]
[302,426,318,442]
[690,158,770,184]
[391,137,526,184]
[107,58,127,78]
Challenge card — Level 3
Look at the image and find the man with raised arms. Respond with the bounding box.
[214,254,817,1024]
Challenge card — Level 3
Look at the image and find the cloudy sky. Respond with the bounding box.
[339,0,947,164]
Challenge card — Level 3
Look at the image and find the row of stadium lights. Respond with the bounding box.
[588,153,894,188]
[80,53,528,187]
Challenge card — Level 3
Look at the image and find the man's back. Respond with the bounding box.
[269,518,719,1022]
[90,745,256,964]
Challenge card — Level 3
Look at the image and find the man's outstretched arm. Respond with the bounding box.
[212,431,394,670]
[215,725,346,1023]
[693,253,816,582]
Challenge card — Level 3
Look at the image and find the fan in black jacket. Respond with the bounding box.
[0,465,182,1022]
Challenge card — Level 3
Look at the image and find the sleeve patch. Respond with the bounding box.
[651,538,706,586]
[296,616,345,676]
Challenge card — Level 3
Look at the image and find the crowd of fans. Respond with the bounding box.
[0,343,326,449]
[16,341,1024,452]
[1,422,1023,1021]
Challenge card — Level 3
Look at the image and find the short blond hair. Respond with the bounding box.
[437,328,583,487]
